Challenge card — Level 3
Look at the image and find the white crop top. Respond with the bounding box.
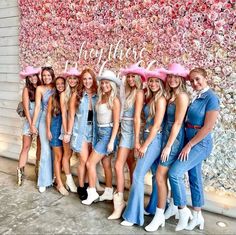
[96,103,113,124]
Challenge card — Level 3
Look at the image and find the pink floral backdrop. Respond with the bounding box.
[19,0,236,195]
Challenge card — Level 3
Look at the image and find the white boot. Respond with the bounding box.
[175,207,193,231]
[108,192,126,220]
[185,210,204,230]
[164,198,179,219]
[145,207,165,232]
[120,220,134,226]
[81,188,99,205]
[99,187,113,201]
[65,174,77,193]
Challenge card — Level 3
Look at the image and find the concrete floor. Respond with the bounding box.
[0,157,235,234]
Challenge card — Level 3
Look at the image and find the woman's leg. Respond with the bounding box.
[53,146,63,187]
[125,149,135,185]
[101,156,113,188]
[18,135,32,168]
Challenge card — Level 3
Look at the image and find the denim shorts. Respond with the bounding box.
[22,115,40,136]
[83,123,93,143]
[49,114,63,147]
[119,120,134,149]
[94,126,114,155]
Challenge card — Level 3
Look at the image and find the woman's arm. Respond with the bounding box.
[60,92,68,141]
[46,96,52,141]
[179,110,219,161]
[138,96,167,157]
[161,93,189,162]
[31,86,42,134]
[64,92,77,143]
[133,90,144,153]
[22,87,31,124]
[107,97,121,152]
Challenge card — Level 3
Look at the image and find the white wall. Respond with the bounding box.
[0,0,21,159]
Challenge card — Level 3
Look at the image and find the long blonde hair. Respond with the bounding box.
[165,75,187,103]
[96,80,118,110]
[64,76,78,105]
[124,75,142,110]
[146,78,166,121]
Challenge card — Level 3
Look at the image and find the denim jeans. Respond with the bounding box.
[122,132,162,226]
[168,137,213,207]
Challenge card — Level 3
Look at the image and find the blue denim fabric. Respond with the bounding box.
[50,114,63,147]
[160,103,185,167]
[143,104,154,130]
[22,101,41,136]
[168,90,219,207]
[70,92,98,153]
[119,105,135,149]
[37,89,54,187]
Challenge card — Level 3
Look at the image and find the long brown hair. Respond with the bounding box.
[51,76,66,116]
[41,67,55,85]
[25,74,41,101]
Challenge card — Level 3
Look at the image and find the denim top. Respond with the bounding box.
[123,105,135,118]
[185,89,219,140]
[42,89,54,111]
[71,92,98,152]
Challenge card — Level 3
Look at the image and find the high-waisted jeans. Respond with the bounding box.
[122,132,162,226]
[168,137,213,207]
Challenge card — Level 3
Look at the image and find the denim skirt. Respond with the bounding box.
[119,120,134,149]
[94,126,113,155]
[49,114,63,147]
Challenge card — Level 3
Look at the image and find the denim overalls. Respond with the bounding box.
[50,113,63,147]
[70,92,98,153]
[119,105,135,149]
[122,104,164,226]
[38,89,54,187]
[168,89,220,207]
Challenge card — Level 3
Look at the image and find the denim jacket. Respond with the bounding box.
[70,92,98,153]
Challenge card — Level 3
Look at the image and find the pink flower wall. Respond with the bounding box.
[19,0,236,195]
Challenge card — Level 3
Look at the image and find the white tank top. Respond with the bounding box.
[97,103,113,124]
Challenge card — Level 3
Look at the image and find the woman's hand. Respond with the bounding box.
[178,142,192,161]
[30,125,38,135]
[107,141,114,153]
[134,142,141,158]
[161,146,171,162]
[63,134,71,143]
[138,145,148,158]
[47,130,52,141]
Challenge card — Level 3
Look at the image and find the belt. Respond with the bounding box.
[97,123,113,127]
[144,128,162,133]
[186,122,201,129]
[122,117,134,121]
[87,121,93,125]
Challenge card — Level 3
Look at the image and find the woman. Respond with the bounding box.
[108,64,145,220]
[145,63,189,232]
[67,68,98,200]
[46,76,68,196]
[60,66,79,192]
[17,66,41,186]
[31,67,55,193]
[168,68,219,231]
[121,69,166,227]
[82,70,121,205]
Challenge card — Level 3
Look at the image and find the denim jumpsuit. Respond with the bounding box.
[50,113,63,147]
[122,104,164,226]
[168,89,220,207]
[119,105,135,149]
[22,101,41,136]
[70,92,98,153]
[38,89,54,187]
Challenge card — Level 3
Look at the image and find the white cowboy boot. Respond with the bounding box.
[164,198,179,219]
[175,207,193,231]
[99,187,113,201]
[81,188,99,205]
[65,174,77,193]
[185,210,204,230]
[120,220,134,226]
[145,207,165,232]
[108,192,126,220]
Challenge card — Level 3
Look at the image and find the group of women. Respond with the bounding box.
[17,62,219,232]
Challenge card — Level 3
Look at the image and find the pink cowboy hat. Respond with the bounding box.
[120,63,146,82]
[162,63,189,78]
[19,66,41,79]
[63,67,80,78]
[144,68,167,82]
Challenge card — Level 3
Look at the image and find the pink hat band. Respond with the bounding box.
[120,63,146,82]
[19,66,41,79]
[63,67,80,77]
[145,69,167,82]
[163,63,189,78]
